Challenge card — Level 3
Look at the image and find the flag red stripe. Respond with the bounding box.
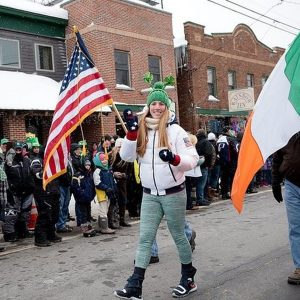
[45,90,111,155]
[55,72,101,112]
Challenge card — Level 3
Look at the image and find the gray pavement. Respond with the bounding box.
[0,188,299,300]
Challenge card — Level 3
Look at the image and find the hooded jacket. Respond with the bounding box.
[120,112,198,195]
[272,132,300,187]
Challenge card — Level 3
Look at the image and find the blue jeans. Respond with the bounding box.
[207,165,220,190]
[56,185,71,230]
[196,167,208,203]
[284,179,300,268]
[151,221,193,257]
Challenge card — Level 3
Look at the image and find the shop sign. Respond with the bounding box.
[228,88,255,112]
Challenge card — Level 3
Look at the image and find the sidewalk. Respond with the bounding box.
[0,187,272,255]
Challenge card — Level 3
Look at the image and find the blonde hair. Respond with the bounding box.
[110,146,127,168]
[137,109,170,157]
[188,133,198,146]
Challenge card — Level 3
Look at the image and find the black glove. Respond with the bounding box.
[272,184,283,203]
[123,108,138,132]
[159,149,175,162]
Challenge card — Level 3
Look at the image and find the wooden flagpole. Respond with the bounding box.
[111,101,128,134]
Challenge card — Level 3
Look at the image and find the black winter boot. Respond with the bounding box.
[114,267,145,299]
[119,204,131,227]
[3,232,19,243]
[172,263,197,298]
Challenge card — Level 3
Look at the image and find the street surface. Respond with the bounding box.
[1,189,299,300]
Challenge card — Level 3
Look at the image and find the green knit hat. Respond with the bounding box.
[144,72,175,108]
[147,81,171,108]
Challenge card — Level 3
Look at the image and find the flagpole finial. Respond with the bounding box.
[73,26,79,33]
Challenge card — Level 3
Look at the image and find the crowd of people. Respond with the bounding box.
[0,135,143,250]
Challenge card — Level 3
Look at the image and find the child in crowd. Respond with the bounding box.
[93,152,117,234]
[71,159,97,237]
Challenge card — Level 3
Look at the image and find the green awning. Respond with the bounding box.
[114,103,145,113]
[196,108,250,117]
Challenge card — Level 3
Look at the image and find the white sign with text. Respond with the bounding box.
[228,88,255,112]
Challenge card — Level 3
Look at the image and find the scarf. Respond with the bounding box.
[145,117,160,130]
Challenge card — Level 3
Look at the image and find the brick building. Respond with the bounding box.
[0,0,175,146]
[62,0,177,139]
[176,22,285,134]
[0,0,68,143]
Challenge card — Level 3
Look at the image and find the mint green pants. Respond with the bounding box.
[135,189,192,269]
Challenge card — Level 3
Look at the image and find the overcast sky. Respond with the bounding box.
[163,0,300,49]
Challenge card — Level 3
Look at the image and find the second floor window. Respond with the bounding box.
[35,44,54,71]
[246,73,254,87]
[148,55,161,82]
[228,70,236,90]
[207,67,217,96]
[115,50,130,86]
[0,38,20,68]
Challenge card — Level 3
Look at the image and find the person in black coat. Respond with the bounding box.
[31,156,62,247]
[3,142,35,241]
[195,129,216,206]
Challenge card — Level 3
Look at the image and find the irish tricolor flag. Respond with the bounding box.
[231,33,300,213]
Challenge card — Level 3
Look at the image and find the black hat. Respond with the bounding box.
[14,141,23,149]
[71,143,81,152]
[84,159,92,166]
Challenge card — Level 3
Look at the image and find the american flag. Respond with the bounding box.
[43,30,112,189]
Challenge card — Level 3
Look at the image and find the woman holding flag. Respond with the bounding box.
[114,74,199,299]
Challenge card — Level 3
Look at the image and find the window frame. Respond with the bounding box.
[228,70,236,90]
[35,43,55,72]
[246,73,254,88]
[148,55,161,82]
[114,50,131,87]
[207,66,217,97]
[0,37,21,69]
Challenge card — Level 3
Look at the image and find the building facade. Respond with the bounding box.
[62,0,177,138]
[176,22,285,134]
[0,1,68,143]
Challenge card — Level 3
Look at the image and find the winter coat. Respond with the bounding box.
[71,171,96,203]
[5,154,35,196]
[195,134,215,169]
[58,160,73,187]
[120,114,198,195]
[272,132,300,187]
[217,135,238,166]
[71,153,84,174]
[30,157,60,199]
[93,167,118,202]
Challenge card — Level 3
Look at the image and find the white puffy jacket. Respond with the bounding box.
[120,122,199,195]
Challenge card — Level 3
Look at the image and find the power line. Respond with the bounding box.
[282,0,300,5]
[224,0,300,31]
[207,0,297,36]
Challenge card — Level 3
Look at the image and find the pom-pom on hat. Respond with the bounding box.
[147,82,171,108]
[144,72,175,109]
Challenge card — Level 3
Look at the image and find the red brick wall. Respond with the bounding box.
[177,22,284,132]
[6,114,27,142]
[63,0,178,124]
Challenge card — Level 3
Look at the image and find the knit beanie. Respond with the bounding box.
[93,152,108,170]
[146,82,171,108]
